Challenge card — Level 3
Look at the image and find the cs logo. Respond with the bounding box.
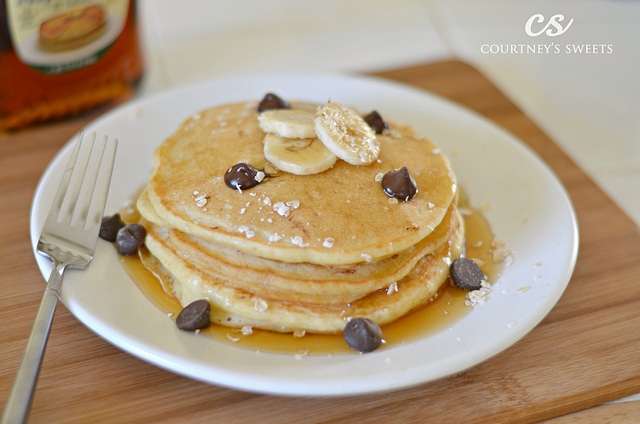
[525,14,573,37]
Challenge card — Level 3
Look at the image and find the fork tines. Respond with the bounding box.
[39,132,118,265]
[49,132,117,229]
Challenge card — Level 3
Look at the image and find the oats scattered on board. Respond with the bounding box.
[517,286,531,294]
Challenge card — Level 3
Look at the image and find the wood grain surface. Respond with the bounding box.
[1,60,639,423]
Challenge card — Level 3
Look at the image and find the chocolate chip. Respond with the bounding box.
[363,110,388,134]
[381,167,417,201]
[257,93,290,112]
[176,299,211,331]
[99,213,125,242]
[115,223,146,256]
[451,257,487,290]
[224,162,264,191]
[343,318,383,353]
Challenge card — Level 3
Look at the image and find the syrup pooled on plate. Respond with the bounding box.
[117,191,503,355]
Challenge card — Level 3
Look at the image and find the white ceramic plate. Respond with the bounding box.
[30,73,578,396]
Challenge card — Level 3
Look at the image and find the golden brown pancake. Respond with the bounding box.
[142,101,457,265]
[143,212,463,333]
[141,199,460,304]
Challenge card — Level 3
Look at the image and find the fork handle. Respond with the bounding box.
[2,262,68,424]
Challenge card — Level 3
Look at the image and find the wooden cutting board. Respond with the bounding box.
[1,60,639,423]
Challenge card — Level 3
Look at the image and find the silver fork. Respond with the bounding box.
[2,132,117,424]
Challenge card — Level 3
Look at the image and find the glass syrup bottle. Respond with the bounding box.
[0,0,144,130]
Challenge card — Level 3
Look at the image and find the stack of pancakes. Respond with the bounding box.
[137,100,463,333]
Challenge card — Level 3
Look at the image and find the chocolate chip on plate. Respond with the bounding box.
[176,299,211,331]
[363,110,388,134]
[224,162,264,190]
[257,93,290,112]
[115,223,146,256]
[343,317,383,353]
[450,257,487,291]
[381,167,418,201]
[99,213,126,242]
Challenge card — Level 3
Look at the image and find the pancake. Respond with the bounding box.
[141,200,460,304]
[143,211,464,333]
[139,188,457,283]
[142,101,457,265]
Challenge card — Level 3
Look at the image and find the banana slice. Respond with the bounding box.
[263,134,337,175]
[314,102,380,165]
[258,109,316,139]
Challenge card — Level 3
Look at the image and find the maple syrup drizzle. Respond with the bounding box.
[118,191,501,355]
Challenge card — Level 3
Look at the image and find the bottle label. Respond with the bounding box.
[6,0,129,74]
